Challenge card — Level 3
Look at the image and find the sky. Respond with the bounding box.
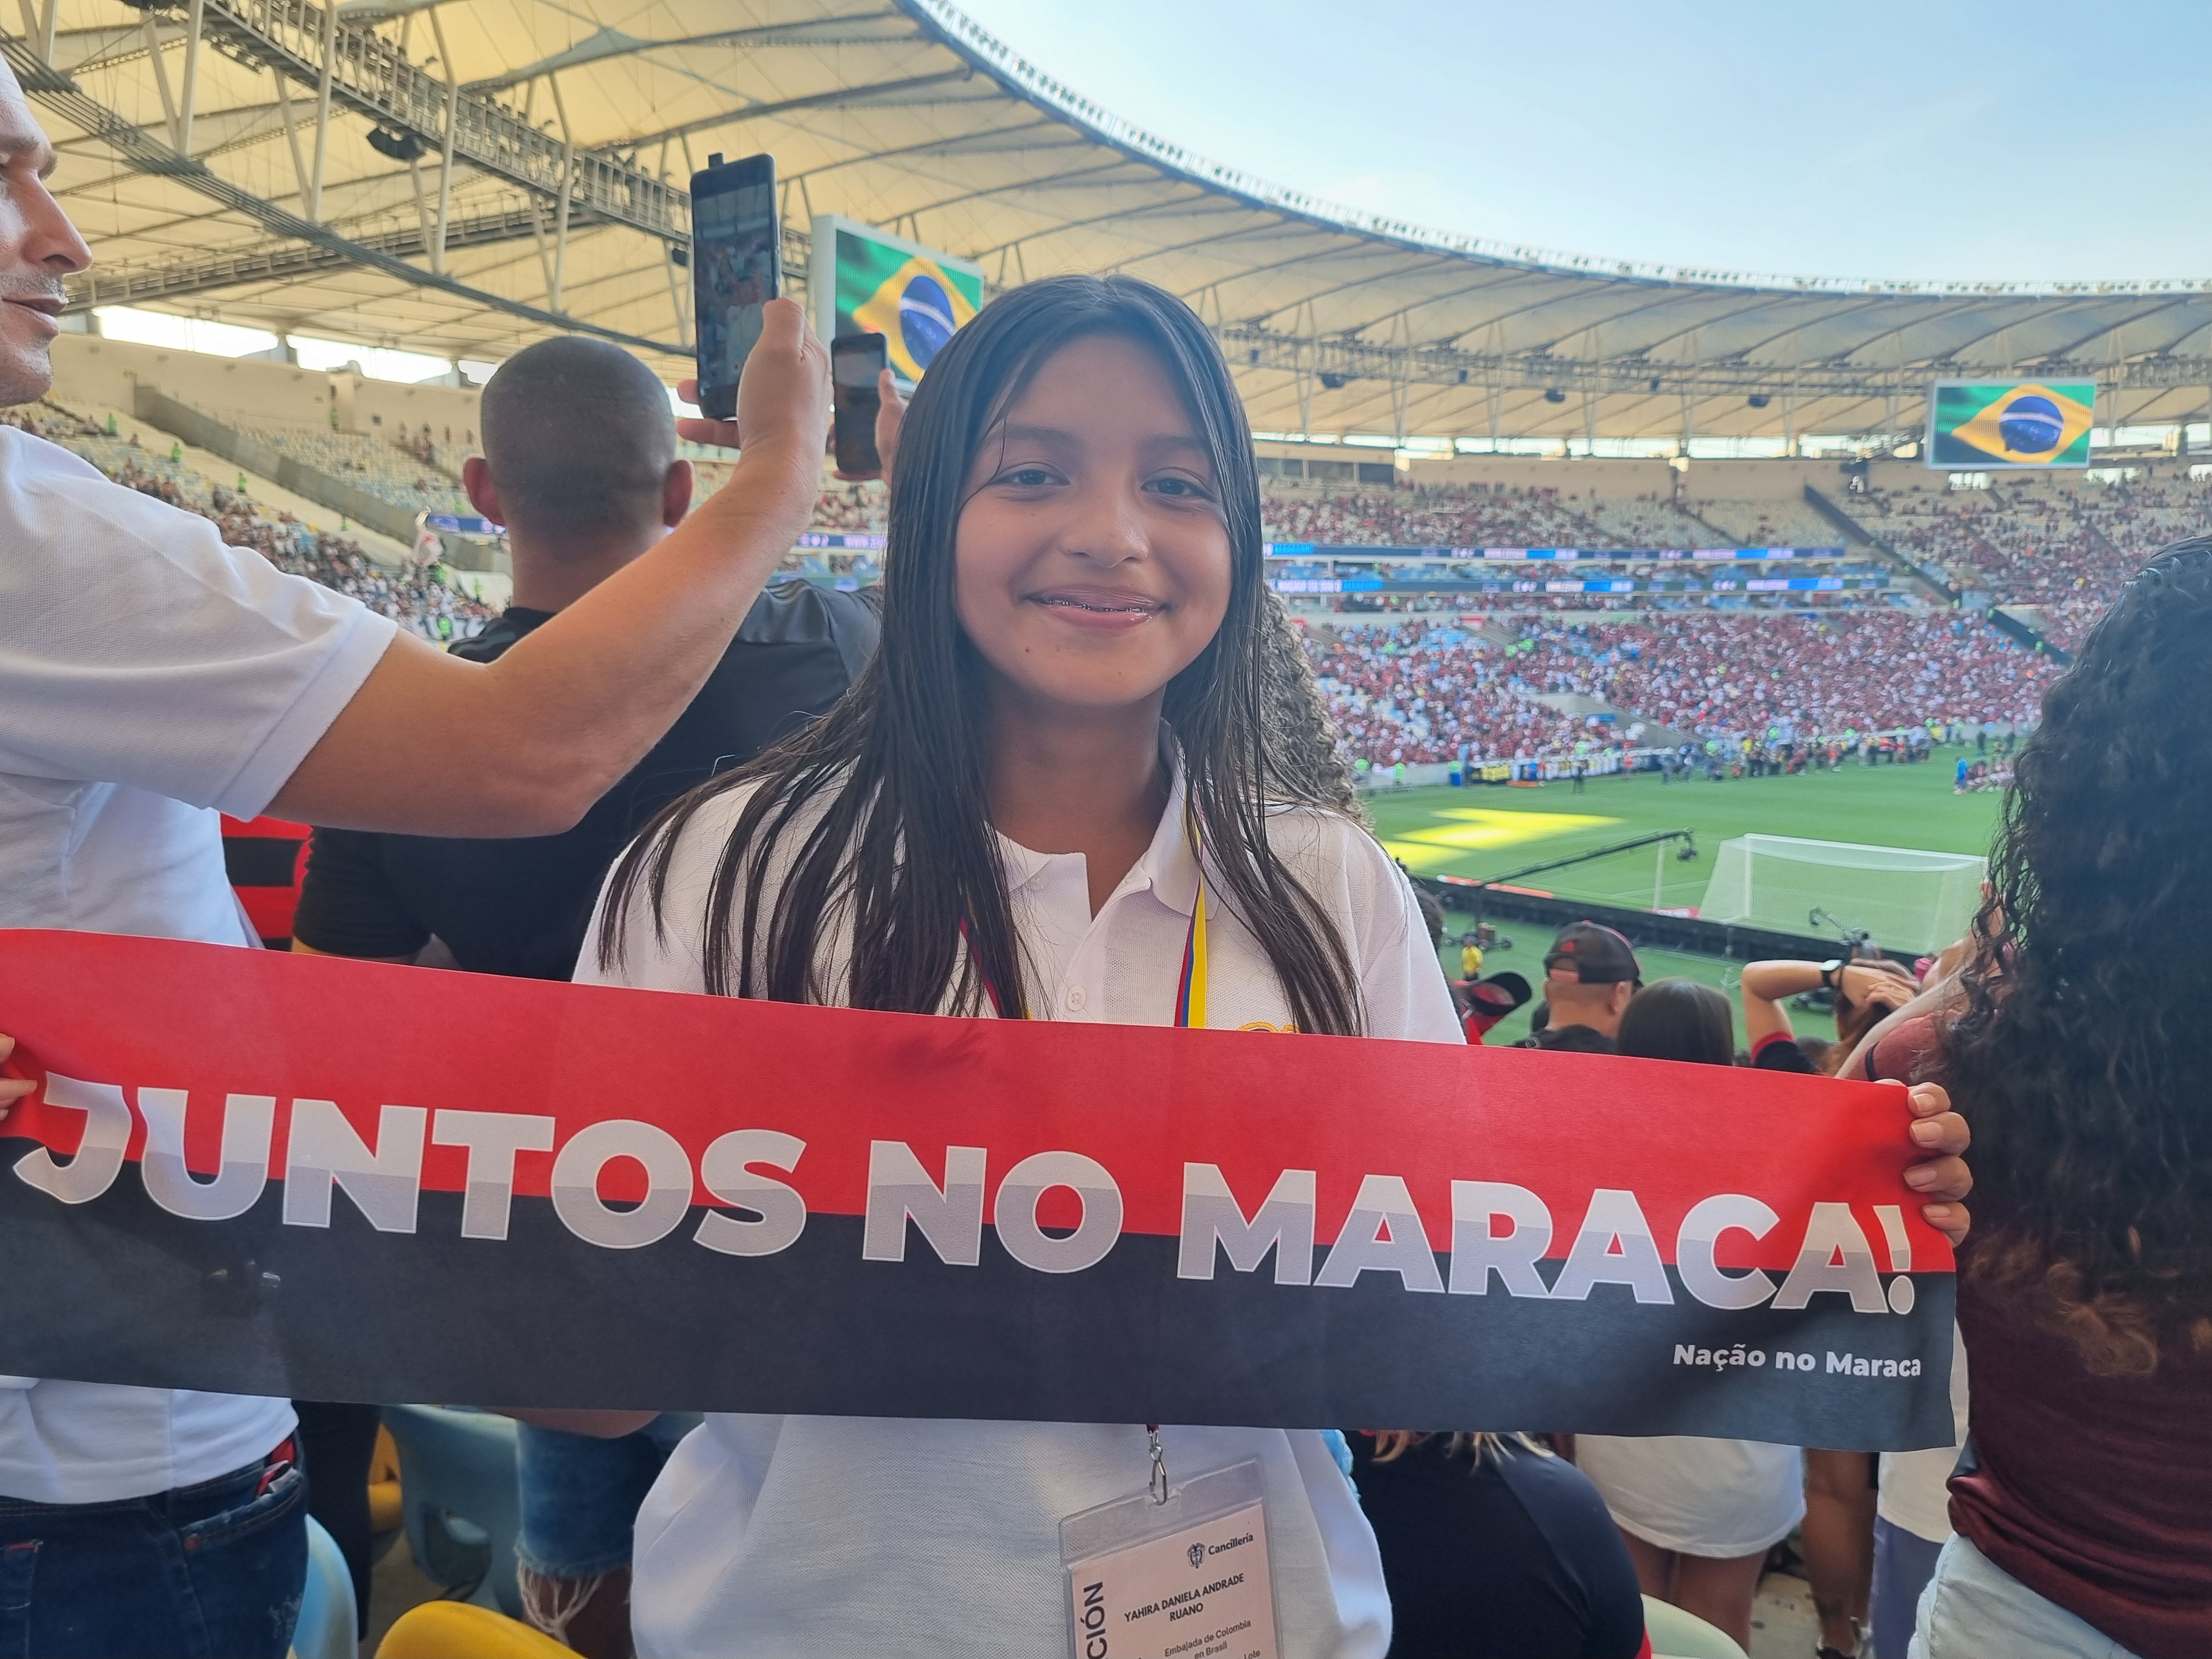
[951,0,2212,286]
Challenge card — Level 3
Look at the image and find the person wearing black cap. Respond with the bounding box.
[1516,921,1642,1052]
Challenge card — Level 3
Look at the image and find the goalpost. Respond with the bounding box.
[1699,834,1986,955]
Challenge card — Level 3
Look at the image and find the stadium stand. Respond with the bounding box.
[1577,492,1725,548]
[1842,464,2212,652]
[1686,496,1842,549]
[1262,479,1603,547]
[4,398,493,640]
[389,422,474,480]
[1308,610,2054,765]
[812,481,887,534]
[223,414,473,519]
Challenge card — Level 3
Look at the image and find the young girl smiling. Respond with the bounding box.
[560,273,1974,1658]
[575,274,1454,1656]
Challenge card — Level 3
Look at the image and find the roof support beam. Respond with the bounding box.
[427,0,456,274]
[10,40,677,357]
[18,0,57,66]
[1209,320,2212,401]
[305,0,334,220]
[547,71,573,310]
[176,0,205,154]
[64,201,592,309]
[270,64,306,202]
[465,9,916,93]
[186,0,686,241]
[615,69,978,154]
[139,17,182,152]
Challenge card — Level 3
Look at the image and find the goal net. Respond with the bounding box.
[1699,834,1986,955]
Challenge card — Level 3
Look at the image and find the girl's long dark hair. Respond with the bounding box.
[602,274,1363,1034]
[1948,539,2212,1373]
[1616,979,1734,1068]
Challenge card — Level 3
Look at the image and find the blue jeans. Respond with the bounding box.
[517,1415,697,1580]
[1911,1533,2143,1659]
[0,1451,306,1658]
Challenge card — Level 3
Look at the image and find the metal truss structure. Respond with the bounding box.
[9,0,2212,444]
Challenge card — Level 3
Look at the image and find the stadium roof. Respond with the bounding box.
[19,0,2212,446]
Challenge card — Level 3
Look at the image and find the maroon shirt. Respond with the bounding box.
[1872,1019,2212,1659]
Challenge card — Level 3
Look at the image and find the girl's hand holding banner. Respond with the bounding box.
[0,930,1958,1450]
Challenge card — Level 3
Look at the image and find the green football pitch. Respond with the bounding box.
[1374,754,2005,1046]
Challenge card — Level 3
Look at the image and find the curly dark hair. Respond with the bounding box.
[1255,592,1363,821]
[1948,539,2212,1374]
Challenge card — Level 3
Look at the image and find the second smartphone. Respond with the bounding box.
[831,332,888,476]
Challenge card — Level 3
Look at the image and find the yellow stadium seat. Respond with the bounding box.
[367,1422,403,1535]
[374,1601,582,1659]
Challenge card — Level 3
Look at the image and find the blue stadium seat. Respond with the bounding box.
[381,1405,524,1618]
[289,1514,358,1659]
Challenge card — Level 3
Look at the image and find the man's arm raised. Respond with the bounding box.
[269,299,828,837]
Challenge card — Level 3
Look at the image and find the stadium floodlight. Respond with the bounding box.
[366,129,426,164]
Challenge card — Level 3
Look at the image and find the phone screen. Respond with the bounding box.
[831,332,887,476]
[691,158,778,419]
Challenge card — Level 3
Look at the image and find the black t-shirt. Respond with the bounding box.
[1516,1022,1616,1054]
[293,582,878,980]
[1750,1031,1820,1073]
[1349,1434,1646,1659]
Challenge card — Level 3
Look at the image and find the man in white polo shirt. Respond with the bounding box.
[0,55,827,1656]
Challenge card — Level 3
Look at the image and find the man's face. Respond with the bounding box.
[0,69,88,407]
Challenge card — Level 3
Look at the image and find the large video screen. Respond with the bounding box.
[810,214,983,383]
[1926,379,2096,469]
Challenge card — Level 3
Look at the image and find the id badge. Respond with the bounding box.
[1061,1458,1279,1659]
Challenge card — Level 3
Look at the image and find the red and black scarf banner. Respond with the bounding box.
[0,931,1957,1449]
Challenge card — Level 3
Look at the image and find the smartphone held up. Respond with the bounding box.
[690,152,779,421]
[831,332,888,476]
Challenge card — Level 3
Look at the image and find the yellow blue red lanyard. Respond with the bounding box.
[963,827,1207,1028]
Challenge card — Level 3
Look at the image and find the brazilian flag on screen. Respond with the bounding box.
[836,227,983,382]
[1927,379,2096,469]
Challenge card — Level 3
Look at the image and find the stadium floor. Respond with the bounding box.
[1374,754,2001,909]
[1380,751,2004,1047]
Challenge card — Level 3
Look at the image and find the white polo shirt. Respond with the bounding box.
[0,427,396,1503]
[578,765,1462,1658]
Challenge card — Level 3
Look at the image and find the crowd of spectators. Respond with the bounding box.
[1584,611,2051,738]
[1577,492,1717,547]
[1259,469,2212,657]
[4,402,493,640]
[1841,467,2212,650]
[226,413,473,518]
[1685,496,1839,547]
[1262,479,1603,547]
[390,420,472,477]
[810,481,886,534]
[1307,610,2054,765]
[1307,619,1599,765]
